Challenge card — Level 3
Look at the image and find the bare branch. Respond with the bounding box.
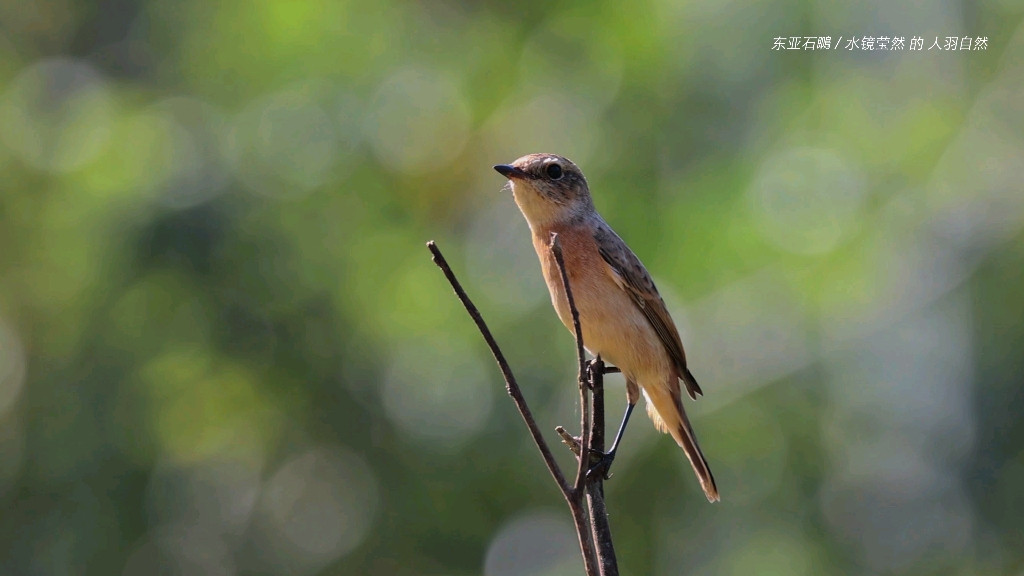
[427,241,570,496]
[549,233,591,495]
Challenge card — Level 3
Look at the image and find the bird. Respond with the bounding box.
[494,153,719,502]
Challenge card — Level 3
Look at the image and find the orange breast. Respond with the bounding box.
[530,224,670,381]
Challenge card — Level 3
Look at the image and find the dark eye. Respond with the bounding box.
[545,163,563,180]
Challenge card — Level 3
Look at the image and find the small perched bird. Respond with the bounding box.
[495,153,719,502]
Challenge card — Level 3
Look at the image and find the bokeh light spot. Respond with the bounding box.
[484,510,580,576]
[139,346,276,465]
[382,338,494,448]
[147,97,235,209]
[0,58,113,172]
[232,85,340,199]
[249,446,379,574]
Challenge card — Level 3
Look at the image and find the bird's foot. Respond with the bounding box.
[584,358,620,389]
[586,448,618,481]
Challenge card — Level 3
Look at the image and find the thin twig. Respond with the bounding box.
[549,233,592,495]
[555,426,582,457]
[427,241,570,496]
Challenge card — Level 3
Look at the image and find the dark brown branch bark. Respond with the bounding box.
[586,360,619,576]
[427,239,618,576]
[557,362,621,576]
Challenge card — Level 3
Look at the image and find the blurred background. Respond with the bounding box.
[1,0,1023,574]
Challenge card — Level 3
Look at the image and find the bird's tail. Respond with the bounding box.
[644,380,720,502]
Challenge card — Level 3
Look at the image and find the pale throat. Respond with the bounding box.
[512,184,591,230]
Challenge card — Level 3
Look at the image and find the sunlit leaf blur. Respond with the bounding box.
[1,1,1023,574]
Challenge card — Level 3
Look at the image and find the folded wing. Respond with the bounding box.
[594,223,703,399]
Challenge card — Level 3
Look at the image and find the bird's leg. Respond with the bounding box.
[587,402,636,479]
[587,379,639,480]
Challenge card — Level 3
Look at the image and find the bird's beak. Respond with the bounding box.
[494,164,529,179]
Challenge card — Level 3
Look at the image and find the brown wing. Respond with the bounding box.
[594,223,703,399]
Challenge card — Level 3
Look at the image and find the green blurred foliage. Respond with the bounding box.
[1,0,1023,575]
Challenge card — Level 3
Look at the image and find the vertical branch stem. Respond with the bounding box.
[587,361,619,576]
[549,233,591,494]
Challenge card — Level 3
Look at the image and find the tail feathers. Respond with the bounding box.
[669,415,719,502]
[645,385,719,502]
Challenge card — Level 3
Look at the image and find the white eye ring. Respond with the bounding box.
[545,163,563,180]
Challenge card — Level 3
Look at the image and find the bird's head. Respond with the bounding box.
[494,153,594,227]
